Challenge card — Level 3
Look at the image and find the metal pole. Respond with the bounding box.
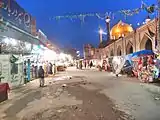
[158,0,160,50]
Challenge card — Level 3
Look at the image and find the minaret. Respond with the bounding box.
[99,27,103,44]
[105,16,111,41]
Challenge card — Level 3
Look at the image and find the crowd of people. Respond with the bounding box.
[23,61,56,87]
[76,60,93,69]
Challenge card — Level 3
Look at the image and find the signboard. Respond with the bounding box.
[38,29,47,44]
[1,0,32,33]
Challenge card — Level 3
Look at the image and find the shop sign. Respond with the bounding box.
[38,29,48,44]
[0,0,32,33]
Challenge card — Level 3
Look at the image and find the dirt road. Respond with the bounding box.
[1,68,160,120]
[21,81,128,120]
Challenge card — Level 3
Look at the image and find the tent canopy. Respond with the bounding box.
[131,50,154,58]
[125,50,154,63]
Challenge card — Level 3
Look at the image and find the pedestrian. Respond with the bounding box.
[38,66,45,87]
[76,61,79,69]
[90,61,93,68]
[79,60,83,69]
[84,61,87,69]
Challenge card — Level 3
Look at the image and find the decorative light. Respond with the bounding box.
[137,23,140,26]
[99,29,103,34]
[145,15,151,23]
[26,42,31,50]
[3,37,10,45]
[11,38,17,46]
[44,50,57,61]
[105,16,110,23]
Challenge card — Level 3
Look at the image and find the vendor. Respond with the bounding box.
[147,56,154,65]
[138,57,143,71]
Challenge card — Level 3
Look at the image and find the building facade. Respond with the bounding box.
[0,0,58,88]
[84,18,159,60]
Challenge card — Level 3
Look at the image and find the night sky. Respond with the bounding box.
[16,0,157,52]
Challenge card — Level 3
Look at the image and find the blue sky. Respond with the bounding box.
[16,0,157,51]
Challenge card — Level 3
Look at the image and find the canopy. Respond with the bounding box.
[124,50,154,62]
[131,50,154,58]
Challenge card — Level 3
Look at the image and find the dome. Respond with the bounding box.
[110,21,133,40]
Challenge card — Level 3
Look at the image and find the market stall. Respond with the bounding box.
[131,50,156,83]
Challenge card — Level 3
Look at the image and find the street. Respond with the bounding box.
[1,67,160,120]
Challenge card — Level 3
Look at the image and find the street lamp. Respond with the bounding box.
[76,51,80,54]
[105,16,111,41]
[99,28,103,43]
[105,16,110,23]
[99,29,103,34]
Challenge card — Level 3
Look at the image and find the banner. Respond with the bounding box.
[1,0,32,33]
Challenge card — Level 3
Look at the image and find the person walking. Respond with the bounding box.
[79,60,83,69]
[84,60,87,69]
[90,61,93,68]
[38,66,45,87]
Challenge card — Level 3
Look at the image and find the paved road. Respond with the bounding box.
[0,67,160,120]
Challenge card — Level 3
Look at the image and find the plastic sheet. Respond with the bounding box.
[112,56,126,75]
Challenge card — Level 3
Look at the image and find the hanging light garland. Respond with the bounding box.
[50,1,158,23]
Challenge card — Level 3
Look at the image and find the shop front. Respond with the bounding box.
[0,0,39,88]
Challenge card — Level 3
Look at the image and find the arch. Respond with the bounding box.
[110,49,114,56]
[126,42,133,54]
[117,46,122,56]
[145,39,152,50]
[140,35,153,50]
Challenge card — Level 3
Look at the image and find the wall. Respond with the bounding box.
[102,19,157,58]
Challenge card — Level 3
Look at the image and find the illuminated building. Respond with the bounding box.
[84,18,158,60]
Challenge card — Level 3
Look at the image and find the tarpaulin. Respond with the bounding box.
[112,56,126,75]
[131,50,154,58]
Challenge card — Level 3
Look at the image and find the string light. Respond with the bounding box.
[50,1,157,23]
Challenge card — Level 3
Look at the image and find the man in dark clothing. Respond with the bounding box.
[84,61,87,69]
[38,66,45,87]
[90,61,93,68]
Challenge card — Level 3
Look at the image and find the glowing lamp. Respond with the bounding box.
[99,29,103,34]
[105,16,110,23]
